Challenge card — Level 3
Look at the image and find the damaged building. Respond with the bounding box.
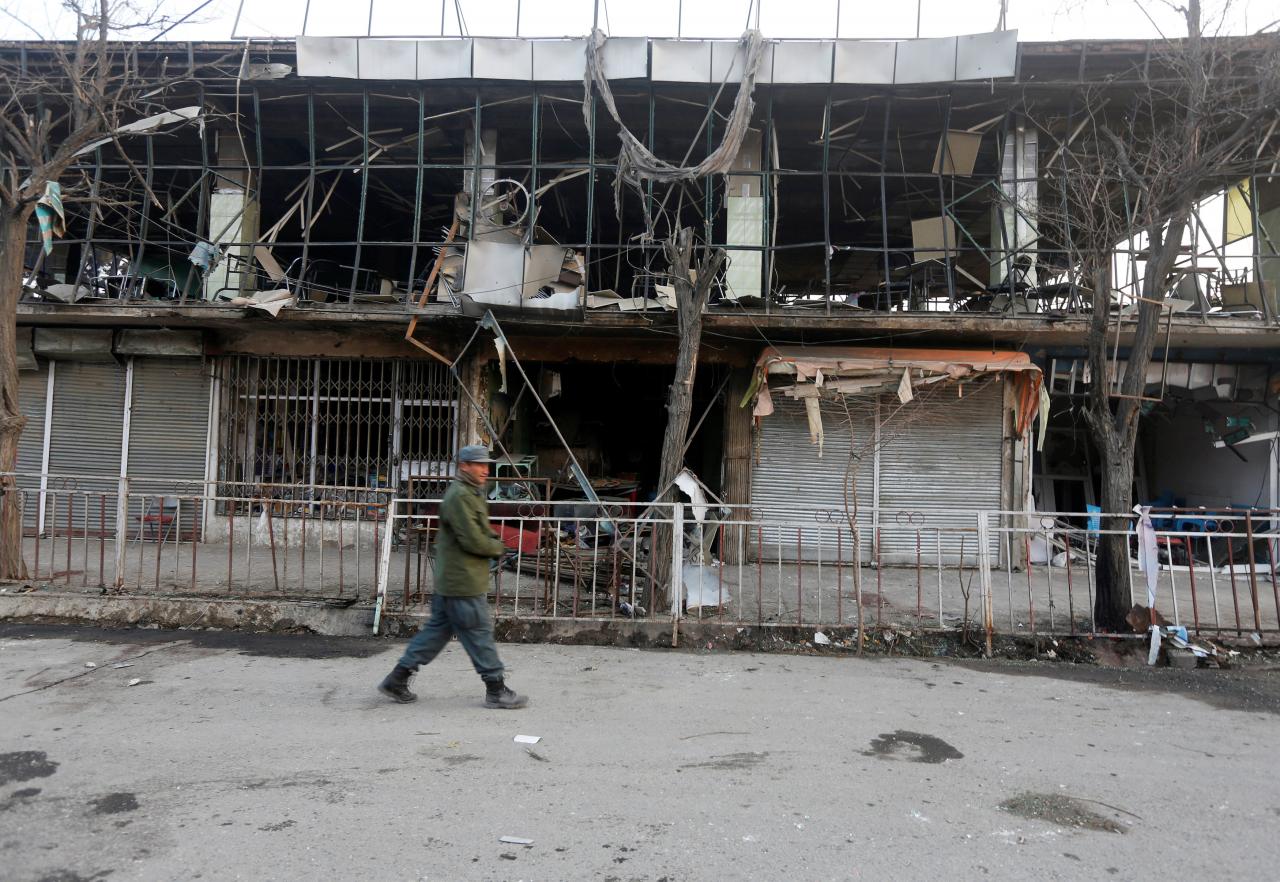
[6,26,1279,622]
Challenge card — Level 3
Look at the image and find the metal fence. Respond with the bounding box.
[5,473,1278,646]
[7,475,386,602]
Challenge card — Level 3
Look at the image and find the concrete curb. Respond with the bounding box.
[2,592,1273,662]
[0,592,378,637]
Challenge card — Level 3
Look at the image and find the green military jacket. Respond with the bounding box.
[433,477,506,596]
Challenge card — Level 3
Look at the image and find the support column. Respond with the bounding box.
[992,117,1038,289]
[204,130,260,300]
[724,130,764,301]
[457,350,490,450]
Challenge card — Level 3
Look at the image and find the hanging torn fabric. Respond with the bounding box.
[1133,503,1165,666]
[188,241,220,272]
[34,182,65,255]
[494,336,509,394]
[896,368,914,404]
[804,397,824,457]
[753,380,774,417]
[1036,383,1052,452]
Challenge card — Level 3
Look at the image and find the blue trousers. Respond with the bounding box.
[398,594,504,683]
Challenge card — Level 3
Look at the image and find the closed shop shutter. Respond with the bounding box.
[125,358,211,538]
[877,380,1004,564]
[750,396,875,562]
[46,361,126,531]
[16,365,49,529]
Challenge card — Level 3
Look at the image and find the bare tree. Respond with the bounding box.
[1040,1,1280,630]
[649,227,725,606]
[0,0,214,579]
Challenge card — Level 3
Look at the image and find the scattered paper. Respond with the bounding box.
[813,631,831,646]
[514,735,541,745]
[85,662,97,668]
[499,836,533,845]
[112,663,134,669]
[126,678,142,687]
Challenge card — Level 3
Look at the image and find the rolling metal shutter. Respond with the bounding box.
[16,365,49,529]
[125,358,211,535]
[876,381,1004,564]
[750,395,875,562]
[126,358,211,488]
[750,382,1007,564]
[46,361,126,529]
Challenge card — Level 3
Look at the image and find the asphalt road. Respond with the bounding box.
[2,625,1278,881]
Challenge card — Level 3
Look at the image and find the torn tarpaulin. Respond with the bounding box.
[749,345,1044,449]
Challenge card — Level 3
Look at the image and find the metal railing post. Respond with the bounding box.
[977,511,994,656]
[670,502,684,646]
[372,495,398,634]
[113,477,129,589]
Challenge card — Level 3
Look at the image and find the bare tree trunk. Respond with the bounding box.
[1094,436,1135,630]
[1083,222,1186,631]
[0,207,32,580]
[651,228,724,608]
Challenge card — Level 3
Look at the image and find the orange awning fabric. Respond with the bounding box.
[752,345,1044,439]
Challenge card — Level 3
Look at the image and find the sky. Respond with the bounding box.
[0,0,1274,42]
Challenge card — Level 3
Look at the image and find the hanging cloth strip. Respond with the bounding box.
[34,182,65,255]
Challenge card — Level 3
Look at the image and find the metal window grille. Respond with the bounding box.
[216,356,456,513]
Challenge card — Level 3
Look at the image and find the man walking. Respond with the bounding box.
[378,445,527,709]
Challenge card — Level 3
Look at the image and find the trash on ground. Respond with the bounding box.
[499,836,534,845]
[112,663,134,669]
[813,631,831,645]
[126,678,141,686]
[514,735,541,745]
[85,662,97,668]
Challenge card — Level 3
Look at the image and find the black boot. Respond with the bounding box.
[378,664,417,703]
[483,678,527,709]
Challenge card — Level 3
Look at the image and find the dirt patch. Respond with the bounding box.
[952,656,1280,715]
[1000,792,1132,834]
[89,793,139,815]
[441,754,481,766]
[0,751,59,786]
[863,731,963,764]
[259,819,296,832]
[679,751,769,771]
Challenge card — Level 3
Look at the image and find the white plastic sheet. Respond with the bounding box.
[683,564,730,611]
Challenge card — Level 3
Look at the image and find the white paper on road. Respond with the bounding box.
[513,735,541,744]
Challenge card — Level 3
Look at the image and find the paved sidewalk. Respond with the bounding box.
[1,625,1278,881]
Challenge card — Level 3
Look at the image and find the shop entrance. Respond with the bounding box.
[489,361,726,504]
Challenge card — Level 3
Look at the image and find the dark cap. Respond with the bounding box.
[457,444,496,464]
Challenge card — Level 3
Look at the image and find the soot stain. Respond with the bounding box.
[0,751,58,786]
[89,792,139,815]
[863,731,963,764]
